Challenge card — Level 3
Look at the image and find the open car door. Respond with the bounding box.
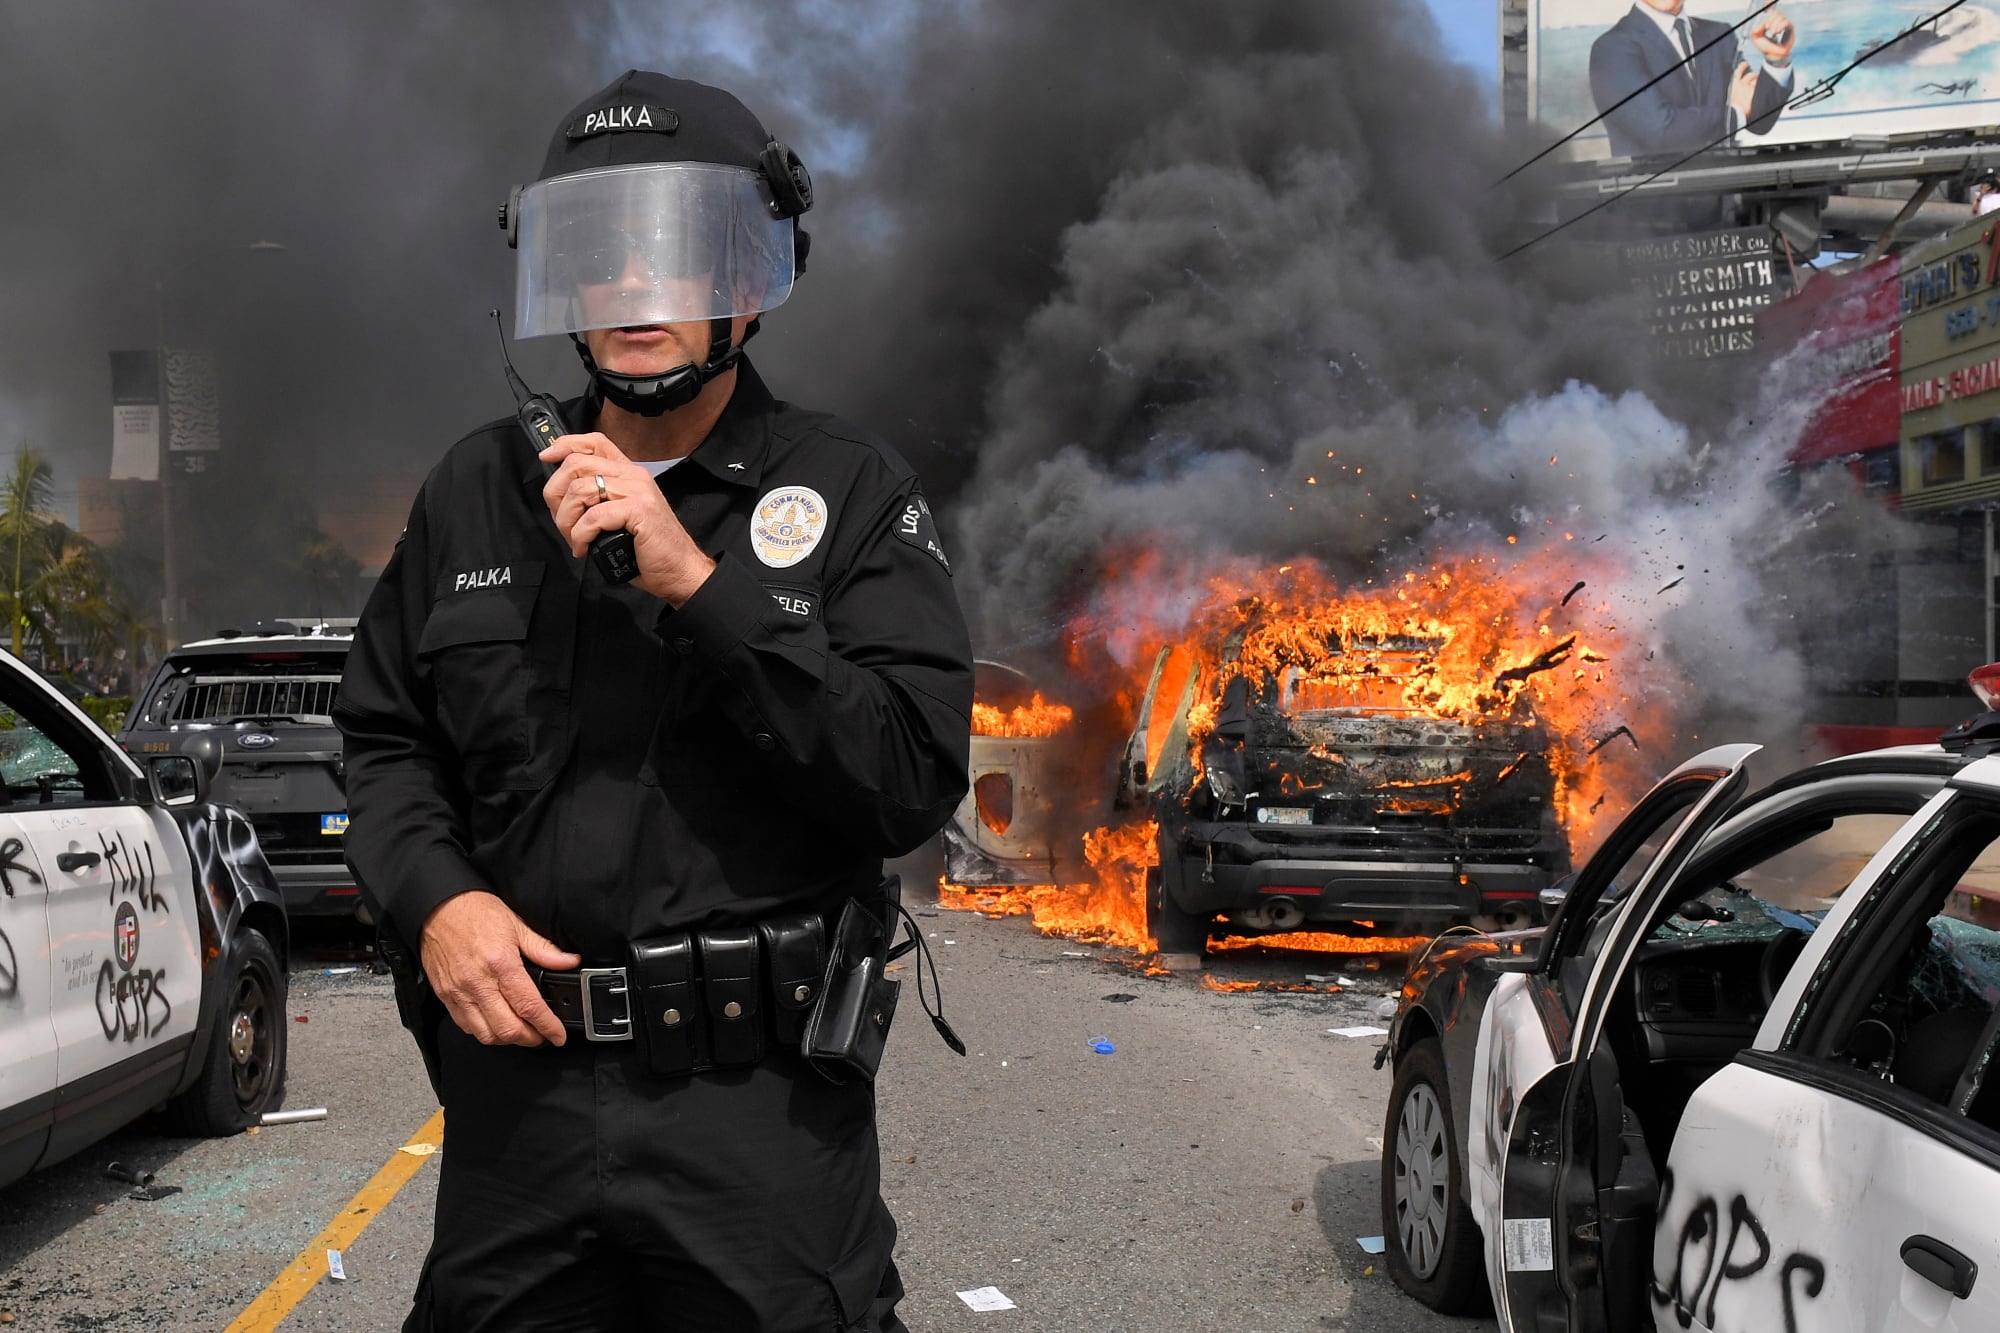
[1487,744,1758,1332]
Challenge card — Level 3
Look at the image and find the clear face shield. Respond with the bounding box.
[512,162,796,339]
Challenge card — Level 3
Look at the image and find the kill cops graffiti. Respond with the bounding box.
[94,835,171,1042]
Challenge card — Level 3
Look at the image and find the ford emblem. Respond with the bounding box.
[237,732,277,750]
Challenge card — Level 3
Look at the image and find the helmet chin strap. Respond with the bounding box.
[573,316,759,418]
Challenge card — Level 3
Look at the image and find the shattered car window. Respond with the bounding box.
[1815,819,2000,1117]
[1908,918,2000,1013]
[1651,812,1912,944]
[0,704,84,804]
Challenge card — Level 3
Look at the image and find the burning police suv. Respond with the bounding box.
[121,619,358,919]
[1122,618,1571,957]
[1377,669,2000,1330]
[0,644,288,1187]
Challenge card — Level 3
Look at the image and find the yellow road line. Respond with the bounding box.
[224,1108,446,1333]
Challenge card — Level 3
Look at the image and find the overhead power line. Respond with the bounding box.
[1498,0,1973,262]
[1493,1,1781,187]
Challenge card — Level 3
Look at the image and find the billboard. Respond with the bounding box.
[1533,1,2000,161]
[108,350,160,482]
[162,348,221,477]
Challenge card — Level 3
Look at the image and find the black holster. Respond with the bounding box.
[802,876,904,1085]
[377,925,446,1104]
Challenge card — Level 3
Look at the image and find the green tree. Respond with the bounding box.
[0,450,153,668]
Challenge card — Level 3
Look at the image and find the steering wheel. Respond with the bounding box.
[1758,927,1813,1009]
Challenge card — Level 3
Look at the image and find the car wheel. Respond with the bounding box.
[1380,1038,1490,1314]
[1145,866,1208,957]
[161,929,287,1136]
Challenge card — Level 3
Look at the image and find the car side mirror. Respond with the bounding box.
[148,753,206,808]
[1538,875,1574,921]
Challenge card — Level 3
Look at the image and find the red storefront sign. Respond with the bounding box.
[1757,255,1901,466]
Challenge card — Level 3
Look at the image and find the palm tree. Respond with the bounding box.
[0,450,153,667]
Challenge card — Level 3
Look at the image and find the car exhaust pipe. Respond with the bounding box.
[1264,896,1306,931]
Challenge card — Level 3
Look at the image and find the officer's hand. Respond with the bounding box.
[419,890,582,1047]
[540,433,717,606]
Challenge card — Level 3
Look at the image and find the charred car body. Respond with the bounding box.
[941,661,1091,888]
[120,620,358,919]
[1123,627,1571,955]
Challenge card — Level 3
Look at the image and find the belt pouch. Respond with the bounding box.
[803,896,901,1085]
[698,928,765,1068]
[759,913,827,1046]
[629,934,698,1077]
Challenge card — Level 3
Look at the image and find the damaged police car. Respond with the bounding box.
[0,647,288,1189]
[1380,690,2000,1330]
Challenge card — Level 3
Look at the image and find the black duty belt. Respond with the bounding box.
[525,880,965,1084]
[530,914,828,1077]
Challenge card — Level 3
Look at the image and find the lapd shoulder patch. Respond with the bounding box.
[893,493,950,573]
[567,103,680,139]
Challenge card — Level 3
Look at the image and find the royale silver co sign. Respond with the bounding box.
[1617,227,1783,360]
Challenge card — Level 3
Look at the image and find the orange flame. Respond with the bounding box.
[937,821,1159,950]
[971,693,1075,738]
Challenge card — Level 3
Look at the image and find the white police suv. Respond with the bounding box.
[0,645,288,1188]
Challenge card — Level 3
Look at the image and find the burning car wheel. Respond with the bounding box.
[1380,1039,1489,1314]
[1145,865,1208,958]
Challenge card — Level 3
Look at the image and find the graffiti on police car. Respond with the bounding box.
[0,926,15,1001]
[95,961,171,1041]
[100,831,164,912]
[0,837,39,898]
[94,896,172,1041]
[1650,1169,1826,1333]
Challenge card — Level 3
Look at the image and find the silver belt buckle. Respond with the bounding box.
[578,966,632,1042]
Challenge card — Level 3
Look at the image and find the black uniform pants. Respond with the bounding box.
[406,1015,908,1332]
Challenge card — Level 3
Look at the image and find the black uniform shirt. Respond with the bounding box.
[334,361,973,960]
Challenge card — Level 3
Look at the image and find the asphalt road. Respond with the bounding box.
[0,891,1497,1333]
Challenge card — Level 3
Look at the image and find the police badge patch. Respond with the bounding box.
[751,486,829,568]
[892,493,950,573]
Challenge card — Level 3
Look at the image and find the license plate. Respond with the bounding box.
[321,813,349,835]
[1256,807,1313,825]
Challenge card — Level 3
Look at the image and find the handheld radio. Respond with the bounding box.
[489,310,640,584]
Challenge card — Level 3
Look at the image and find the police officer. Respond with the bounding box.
[335,69,972,1331]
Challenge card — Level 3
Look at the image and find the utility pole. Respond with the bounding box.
[152,240,284,649]
[154,279,178,648]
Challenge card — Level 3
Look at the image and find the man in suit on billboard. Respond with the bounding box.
[1589,1,1797,158]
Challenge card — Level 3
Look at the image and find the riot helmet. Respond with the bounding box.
[501,70,813,414]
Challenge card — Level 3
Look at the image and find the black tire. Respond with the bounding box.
[162,929,287,1136]
[1145,865,1208,957]
[1380,1038,1490,1315]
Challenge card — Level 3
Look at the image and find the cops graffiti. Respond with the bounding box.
[95,960,171,1041]
[100,832,164,912]
[0,927,16,1001]
[1650,1169,1825,1333]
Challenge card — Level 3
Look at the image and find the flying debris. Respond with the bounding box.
[1589,725,1639,755]
[1561,581,1586,607]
